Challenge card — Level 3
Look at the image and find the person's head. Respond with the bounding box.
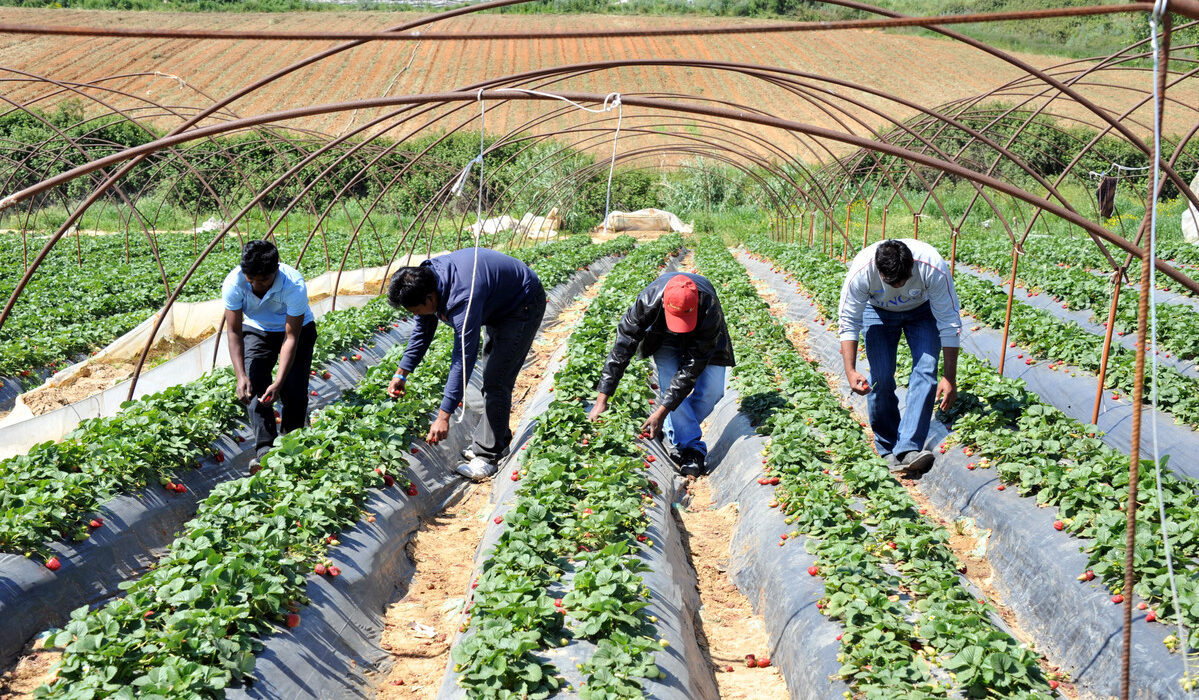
[388,266,440,315]
[662,274,700,334]
[875,240,914,288]
[240,240,280,294]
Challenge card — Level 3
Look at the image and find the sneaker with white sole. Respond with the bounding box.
[456,457,498,481]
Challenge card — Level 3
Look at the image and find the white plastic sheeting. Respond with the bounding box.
[601,208,693,234]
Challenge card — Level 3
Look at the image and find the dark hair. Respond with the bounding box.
[241,240,280,278]
[388,266,438,309]
[875,240,914,284]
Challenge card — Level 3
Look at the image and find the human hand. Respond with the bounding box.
[936,377,957,411]
[846,369,871,395]
[236,375,254,403]
[388,376,406,398]
[425,414,450,444]
[639,406,669,439]
[259,380,282,404]
[588,395,609,422]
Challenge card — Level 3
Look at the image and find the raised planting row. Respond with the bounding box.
[927,228,1199,364]
[753,234,1199,432]
[745,239,1199,675]
[692,237,1054,698]
[24,237,637,698]
[444,234,687,699]
[0,295,405,562]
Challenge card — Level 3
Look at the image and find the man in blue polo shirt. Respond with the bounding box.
[222,239,317,468]
[386,248,545,480]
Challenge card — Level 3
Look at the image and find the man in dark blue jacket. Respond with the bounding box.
[387,248,546,480]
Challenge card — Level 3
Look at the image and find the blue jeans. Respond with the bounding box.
[653,347,727,457]
[862,302,941,457]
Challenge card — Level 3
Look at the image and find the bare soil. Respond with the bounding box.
[677,478,789,698]
[0,638,59,698]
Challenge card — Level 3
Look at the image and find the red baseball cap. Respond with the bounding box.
[663,274,699,333]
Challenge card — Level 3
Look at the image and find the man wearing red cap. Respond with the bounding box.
[590,272,735,476]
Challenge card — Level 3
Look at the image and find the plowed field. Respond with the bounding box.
[0,8,1189,162]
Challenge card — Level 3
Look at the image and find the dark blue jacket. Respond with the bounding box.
[398,248,543,414]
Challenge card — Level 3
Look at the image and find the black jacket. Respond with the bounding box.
[597,272,735,411]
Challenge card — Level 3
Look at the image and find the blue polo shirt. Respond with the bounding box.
[221,263,314,333]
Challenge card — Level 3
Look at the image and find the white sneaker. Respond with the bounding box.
[456,457,498,481]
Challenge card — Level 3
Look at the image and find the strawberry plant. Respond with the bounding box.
[451,235,682,699]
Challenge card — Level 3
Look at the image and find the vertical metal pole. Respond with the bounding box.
[998,245,1020,377]
[75,226,82,269]
[913,213,920,241]
[863,204,871,249]
[950,228,958,277]
[881,205,888,240]
[22,229,27,271]
[843,205,851,261]
[1122,13,1171,699]
[1093,272,1123,424]
[808,213,815,247]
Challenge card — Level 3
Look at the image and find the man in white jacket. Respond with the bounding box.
[838,239,962,472]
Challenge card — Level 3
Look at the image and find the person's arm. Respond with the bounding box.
[590,293,653,421]
[261,314,304,403]
[838,272,871,395]
[924,260,962,410]
[224,308,253,402]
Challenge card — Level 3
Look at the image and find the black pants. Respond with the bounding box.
[244,321,317,457]
[471,289,547,462]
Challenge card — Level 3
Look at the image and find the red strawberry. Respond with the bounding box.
[1138,601,1148,610]
[807,565,819,576]
[554,598,564,607]
[966,463,976,470]
[510,471,520,481]
[756,658,771,668]
[1112,594,1124,604]
[322,371,332,380]
[769,477,780,485]
[175,483,187,493]
[215,452,225,463]
[583,508,593,515]
[1146,611,1158,622]
[1053,520,1065,531]
[315,563,327,575]
[410,447,419,454]
[89,518,103,529]
[744,654,756,668]
[45,557,61,571]
[1084,570,1095,581]
[1049,680,1060,690]
[286,613,301,628]
[383,474,395,488]
[996,484,1006,491]
[328,566,341,577]
[646,455,656,463]
[494,516,504,525]
[637,534,648,542]
[406,485,418,496]
[144,610,155,618]
[311,390,318,396]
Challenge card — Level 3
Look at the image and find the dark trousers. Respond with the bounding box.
[244,321,318,457]
[471,290,547,462]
